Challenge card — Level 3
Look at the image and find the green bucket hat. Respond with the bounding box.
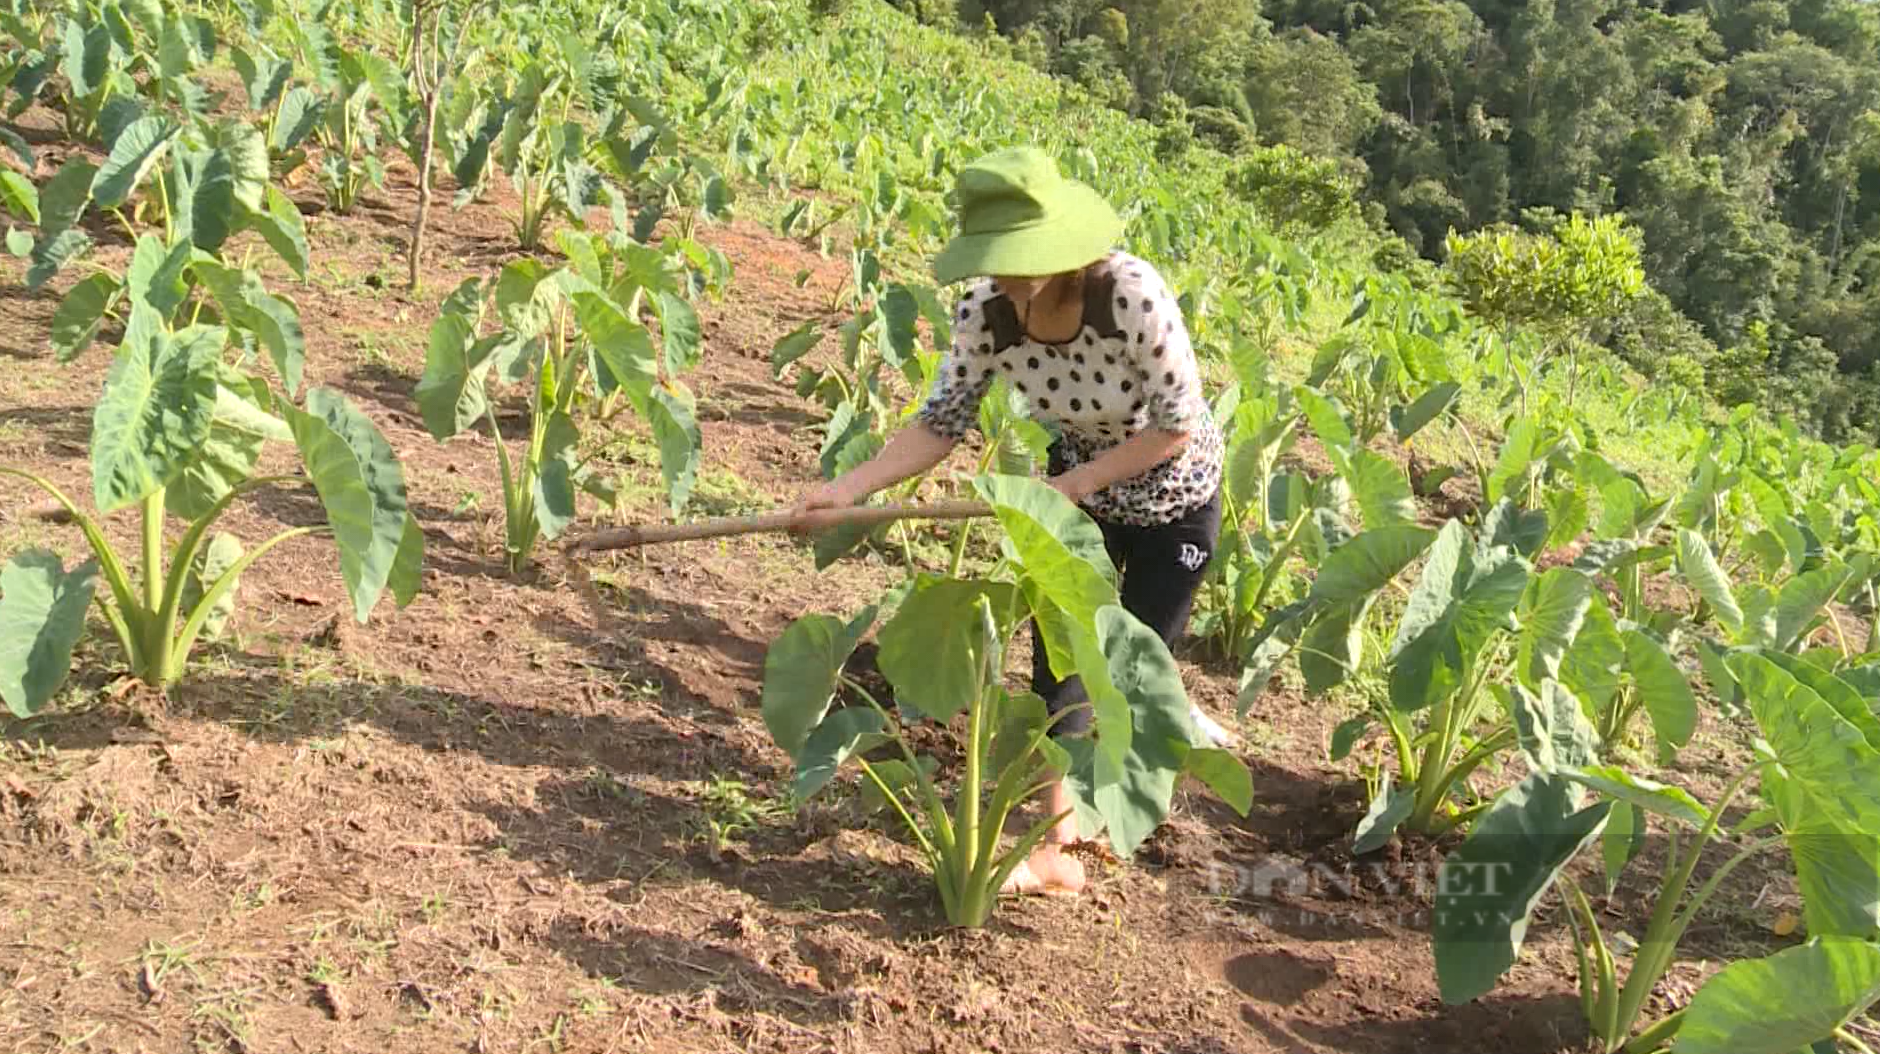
[933,147,1124,286]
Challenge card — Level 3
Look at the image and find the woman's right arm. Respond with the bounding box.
[790,424,957,528]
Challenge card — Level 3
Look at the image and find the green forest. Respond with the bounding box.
[928,0,1880,444]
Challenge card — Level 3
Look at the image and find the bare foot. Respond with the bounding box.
[1000,844,1086,897]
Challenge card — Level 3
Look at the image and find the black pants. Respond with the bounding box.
[1030,487,1223,738]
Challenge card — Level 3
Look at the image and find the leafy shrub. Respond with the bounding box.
[887,0,957,28]
[1610,286,1718,379]
[1054,36,1133,111]
[1445,215,1646,338]
[1149,91,1195,163]
[1189,104,1253,154]
[1369,232,1420,275]
[1228,143,1362,234]
[1445,213,1646,406]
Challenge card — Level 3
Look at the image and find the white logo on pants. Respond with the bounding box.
[1177,543,1208,571]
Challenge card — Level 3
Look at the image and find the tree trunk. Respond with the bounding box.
[407,1,435,294]
[410,84,440,293]
[407,0,491,294]
[1829,181,1849,271]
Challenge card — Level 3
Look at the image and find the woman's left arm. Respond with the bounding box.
[1050,427,1190,502]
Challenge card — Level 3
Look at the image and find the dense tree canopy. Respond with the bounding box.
[944,0,1880,443]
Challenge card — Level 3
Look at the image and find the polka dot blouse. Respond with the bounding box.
[917,251,1224,527]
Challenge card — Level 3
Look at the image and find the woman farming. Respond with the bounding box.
[790,147,1226,897]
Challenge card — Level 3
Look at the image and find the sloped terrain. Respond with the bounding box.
[0,134,1800,1054]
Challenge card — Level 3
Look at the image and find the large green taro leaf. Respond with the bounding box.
[1066,604,1196,858]
[90,114,178,209]
[1517,567,1592,690]
[530,411,580,542]
[414,299,498,440]
[50,272,123,362]
[975,473,1117,682]
[1762,560,1858,652]
[166,368,291,521]
[90,307,222,513]
[0,551,99,718]
[1432,774,1610,1004]
[1733,653,1880,837]
[760,606,877,759]
[792,707,886,804]
[877,577,1016,723]
[572,289,657,411]
[1764,766,1880,941]
[242,184,310,279]
[1560,764,1711,827]
[1676,528,1743,637]
[1675,939,1880,1054]
[1560,596,1624,714]
[1762,652,1880,752]
[1388,520,1527,713]
[1297,523,1437,696]
[285,389,420,623]
[125,233,191,315]
[1339,448,1415,531]
[1308,523,1435,608]
[1621,629,1697,754]
[649,383,701,517]
[1510,680,1599,780]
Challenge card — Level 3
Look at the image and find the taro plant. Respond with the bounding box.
[770,251,953,480]
[227,42,325,178]
[1337,509,1536,848]
[418,274,572,572]
[1192,345,1307,662]
[447,43,637,252]
[1677,527,1874,664]
[764,583,1072,927]
[1433,653,1880,1054]
[5,0,211,140]
[0,83,414,715]
[764,476,1253,925]
[1301,285,1462,451]
[25,105,311,341]
[310,41,410,215]
[0,299,422,714]
[1567,451,1675,626]
[1290,492,1699,850]
[1553,586,1697,760]
[1234,507,1428,719]
[416,229,705,571]
[445,32,739,256]
[1471,411,1587,531]
[1232,389,1452,720]
[627,148,738,245]
[484,58,588,251]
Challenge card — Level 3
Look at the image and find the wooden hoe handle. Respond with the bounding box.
[564,499,995,554]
